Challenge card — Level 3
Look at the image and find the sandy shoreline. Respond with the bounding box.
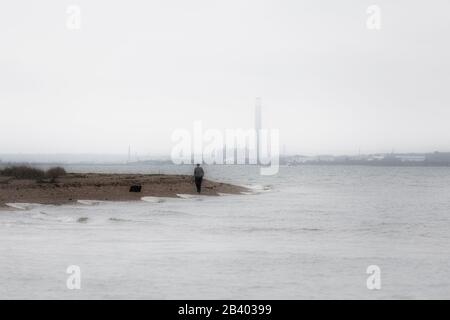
[0,173,248,208]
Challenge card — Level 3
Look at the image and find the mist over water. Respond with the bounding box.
[1,165,450,299]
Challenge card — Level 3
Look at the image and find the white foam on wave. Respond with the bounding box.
[176,194,206,200]
[240,184,272,195]
[77,200,106,206]
[240,191,256,195]
[141,196,165,203]
[5,203,42,210]
[141,196,186,203]
[217,192,233,196]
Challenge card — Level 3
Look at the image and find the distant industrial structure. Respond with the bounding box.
[255,97,262,165]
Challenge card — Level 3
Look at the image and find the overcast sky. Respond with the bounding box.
[1,0,449,156]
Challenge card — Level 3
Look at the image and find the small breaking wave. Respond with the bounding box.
[5,203,43,211]
[77,217,89,223]
[241,184,273,194]
[109,217,134,222]
[141,196,165,203]
[77,200,106,206]
[176,194,206,201]
[224,226,324,233]
[148,209,192,217]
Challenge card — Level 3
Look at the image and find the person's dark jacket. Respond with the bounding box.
[194,167,204,178]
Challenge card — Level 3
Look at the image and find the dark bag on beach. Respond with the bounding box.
[129,185,142,193]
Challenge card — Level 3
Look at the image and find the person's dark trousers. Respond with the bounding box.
[195,177,203,193]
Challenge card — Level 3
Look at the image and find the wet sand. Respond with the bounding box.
[0,173,247,207]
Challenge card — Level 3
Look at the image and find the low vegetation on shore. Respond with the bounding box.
[0,166,67,182]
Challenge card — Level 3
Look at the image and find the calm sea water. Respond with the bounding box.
[1,165,450,299]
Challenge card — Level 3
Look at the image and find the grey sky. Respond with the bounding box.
[1,0,449,156]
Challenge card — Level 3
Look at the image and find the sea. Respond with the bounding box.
[1,164,450,299]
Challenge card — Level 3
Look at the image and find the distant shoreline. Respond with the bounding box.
[285,162,450,167]
[0,173,248,208]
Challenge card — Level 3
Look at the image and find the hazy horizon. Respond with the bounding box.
[1,149,450,164]
[2,0,450,156]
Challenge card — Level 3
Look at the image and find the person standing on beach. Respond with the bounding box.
[194,164,204,193]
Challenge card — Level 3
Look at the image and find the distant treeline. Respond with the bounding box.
[289,160,450,167]
[282,152,450,167]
